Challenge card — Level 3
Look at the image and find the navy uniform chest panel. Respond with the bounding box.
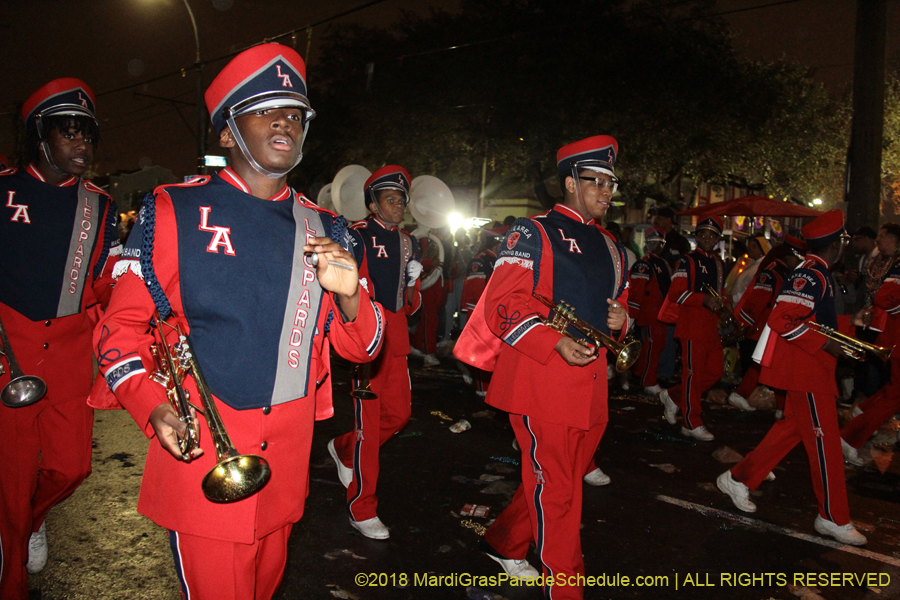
[686,252,722,291]
[168,178,306,406]
[781,263,837,330]
[541,212,616,334]
[645,254,672,296]
[0,171,82,319]
[811,264,837,329]
[358,219,403,310]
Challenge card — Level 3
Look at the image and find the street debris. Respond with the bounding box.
[478,474,504,482]
[460,504,491,518]
[489,456,520,466]
[712,446,744,464]
[466,587,510,600]
[471,410,496,418]
[323,549,367,561]
[430,410,453,420]
[450,419,472,433]
[460,519,487,536]
[649,463,679,473]
[326,584,360,599]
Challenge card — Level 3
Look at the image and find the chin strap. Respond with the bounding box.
[39,141,68,176]
[224,113,308,179]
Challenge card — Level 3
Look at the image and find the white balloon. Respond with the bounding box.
[331,165,371,222]
[410,175,455,229]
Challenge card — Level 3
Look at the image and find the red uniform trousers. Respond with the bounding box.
[669,337,724,429]
[484,415,606,600]
[730,390,850,525]
[0,395,93,600]
[841,354,900,448]
[634,320,667,388]
[168,524,292,600]
[332,350,412,521]
[412,283,446,354]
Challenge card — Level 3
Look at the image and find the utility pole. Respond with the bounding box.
[845,0,887,231]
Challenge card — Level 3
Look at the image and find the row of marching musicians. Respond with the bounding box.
[0,43,885,600]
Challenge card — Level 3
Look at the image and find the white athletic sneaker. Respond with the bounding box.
[814,515,867,546]
[485,552,541,579]
[583,468,611,486]
[841,438,865,467]
[716,471,757,513]
[328,439,353,488]
[659,389,679,425]
[350,516,390,540]
[643,384,663,396]
[681,425,715,442]
[26,522,48,574]
[727,392,755,412]
[423,354,440,367]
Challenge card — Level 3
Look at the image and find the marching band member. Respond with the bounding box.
[840,222,900,466]
[94,44,384,599]
[328,165,422,540]
[657,215,727,441]
[0,78,120,600]
[457,135,629,599]
[626,226,672,396]
[729,235,806,415]
[718,210,868,546]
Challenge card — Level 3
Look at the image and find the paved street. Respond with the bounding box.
[29,357,900,599]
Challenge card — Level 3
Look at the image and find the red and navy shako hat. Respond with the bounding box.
[22,78,97,135]
[696,215,724,236]
[801,209,845,249]
[365,165,411,207]
[557,135,618,178]
[645,226,666,244]
[205,43,315,135]
[783,233,807,256]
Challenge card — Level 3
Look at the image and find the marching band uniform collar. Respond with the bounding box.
[694,248,717,258]
[26,163,77,187]
[554,203,594,225]
[368,215,397,231]
[805,253,828,268]
[218,166,291,201]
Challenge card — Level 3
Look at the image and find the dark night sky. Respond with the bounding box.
[1,0,898,180]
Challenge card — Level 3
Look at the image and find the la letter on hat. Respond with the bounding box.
[22,78,97,133]
[557,135,618,178]
[205,43,313,134]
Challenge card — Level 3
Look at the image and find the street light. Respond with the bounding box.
[143,0,206,174]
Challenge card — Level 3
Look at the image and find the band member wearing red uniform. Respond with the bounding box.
[0,78,120,599]
[412,230,447,366]
[457,135,629,598]
[840,223,900,467]
[627,226,672,396]
[458,225,507,396]
[329,166,422,540]
[93,45,385,599]
[658,215,726,441]
[718,209,868,546]
[729,235,806,415]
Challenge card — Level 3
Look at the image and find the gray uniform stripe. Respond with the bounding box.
[56,186,102,318]
[271,202,326,405]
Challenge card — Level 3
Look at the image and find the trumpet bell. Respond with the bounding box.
[1,375,47,408]
[201,454,271,503]
[614,340,642,373]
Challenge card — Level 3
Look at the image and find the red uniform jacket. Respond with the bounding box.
[626,252,671,328]
[869,260,900,348]
[0,164,119,403]
[734,259,789,341]
[457,205,628,431]
[460,248,497,314]
[94,170,384,544]
[349,217,421,357]
[659,249,723,342]
[758,254,840,395]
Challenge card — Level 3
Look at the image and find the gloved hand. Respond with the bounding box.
[406,260,423,283]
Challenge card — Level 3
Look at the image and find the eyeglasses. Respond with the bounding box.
[578,176,618,194]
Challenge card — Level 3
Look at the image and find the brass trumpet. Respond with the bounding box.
[150,311,271,503]
[532,293,641,372]
[350,362,378,400]
[807,321,894,363]
[0,314,47,408]
[702,284,749,347]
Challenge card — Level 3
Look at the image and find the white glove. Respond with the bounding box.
[406,260,423,283]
